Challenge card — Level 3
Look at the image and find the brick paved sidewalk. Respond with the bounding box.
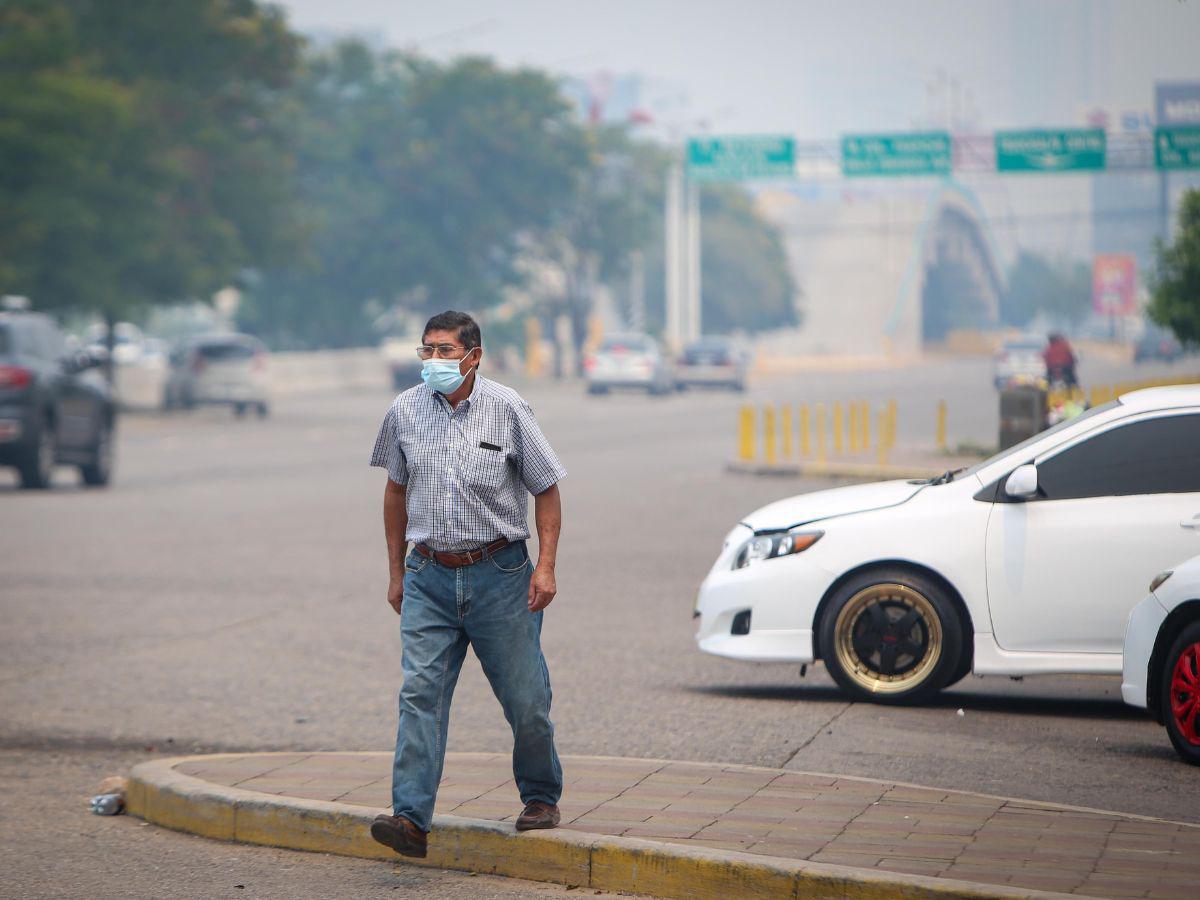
[174,752,1199,899]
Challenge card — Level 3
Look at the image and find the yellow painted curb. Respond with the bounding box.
[128,756,1074,900]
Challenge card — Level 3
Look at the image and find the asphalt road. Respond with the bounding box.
[2,353,1197,897]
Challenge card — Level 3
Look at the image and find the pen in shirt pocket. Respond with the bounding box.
[479,441,502,452]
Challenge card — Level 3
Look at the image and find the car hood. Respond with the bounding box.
[740,479,926,532]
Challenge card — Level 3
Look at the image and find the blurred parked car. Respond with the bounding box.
[992,336,1045,389]
[85,321,147,366]
[695,385,1200,704]
[164,333,269,417]
[1123,552,1200,766]
[584,334,673,395]
[1134,327,1183,364]
[0,308,116,488]
[675,337,748,392]
[381,335,424,391]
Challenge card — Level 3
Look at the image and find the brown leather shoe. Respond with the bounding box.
[515,800,560,831]
[370,813,428,858]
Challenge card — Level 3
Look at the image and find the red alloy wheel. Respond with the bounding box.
[1170,642,1200,746]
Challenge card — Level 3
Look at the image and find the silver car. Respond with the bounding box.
[584,334,674,395]
[164,333,269,417]
[992,337,1045,389]
[674,337,748,392]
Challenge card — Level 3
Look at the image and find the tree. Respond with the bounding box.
[1000,251,1091,329]
[241,45,590,348]
[1149,189,1200,348]
[535,125,660,375]
[641,181,799,336]
[0,0,302,327]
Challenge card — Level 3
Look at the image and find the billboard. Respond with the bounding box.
[1092,254,1137,317]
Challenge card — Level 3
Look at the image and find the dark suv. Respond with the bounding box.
[0,310,116,488]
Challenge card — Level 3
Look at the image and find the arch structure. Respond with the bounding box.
[885,180,1006,348]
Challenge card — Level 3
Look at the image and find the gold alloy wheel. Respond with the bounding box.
[833,583,943,695]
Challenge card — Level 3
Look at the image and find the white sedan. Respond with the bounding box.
[1122,553,1200,765]
[695,384,1200,703]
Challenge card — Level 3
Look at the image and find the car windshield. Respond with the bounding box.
[198,341,256,361]
[1004,341,1042,354]
[957,399,1121,481]
[600,337,651,353]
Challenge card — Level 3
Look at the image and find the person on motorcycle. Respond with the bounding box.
[1043,333,1079,389]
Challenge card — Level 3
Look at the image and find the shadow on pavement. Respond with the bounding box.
[685,682,1144,720]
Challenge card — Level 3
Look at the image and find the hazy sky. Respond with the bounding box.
[278,0,1200,139]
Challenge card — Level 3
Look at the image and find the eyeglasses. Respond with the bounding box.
[416,343,471,360]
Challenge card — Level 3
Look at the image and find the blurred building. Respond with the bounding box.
[755,180,1004,357]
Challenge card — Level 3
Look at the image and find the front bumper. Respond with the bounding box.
[1121,593,1168,709]
[694,525,835,663]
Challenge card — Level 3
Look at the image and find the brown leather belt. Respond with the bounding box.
[415,537,510,569]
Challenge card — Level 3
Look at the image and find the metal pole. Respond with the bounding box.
[686,177,702,341]
[665,160,683,348]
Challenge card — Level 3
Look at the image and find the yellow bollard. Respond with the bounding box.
[781,406,793,460]
[763,407,777,466]
[799,404,811,457]
[848,404,860,454]
[887,399,897,451]
[877,407,888,466]
[833,403,844,454]
[862,401,871,451]
[525,317,543,377]
[738,406,755,462]
[815,403,827,464]
[936,400,947,452]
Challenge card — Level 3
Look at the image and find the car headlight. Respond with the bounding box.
[733,530,823,569]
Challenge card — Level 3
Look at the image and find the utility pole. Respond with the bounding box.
[665,158,684,348]
[686,176,702,341]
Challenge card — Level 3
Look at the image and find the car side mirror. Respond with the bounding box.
[1004,464,1039,500]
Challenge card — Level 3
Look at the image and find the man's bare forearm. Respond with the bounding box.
[533,483,561,570]
[384,480,409,578]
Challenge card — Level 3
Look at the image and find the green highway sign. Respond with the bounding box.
[995,129,1105,172]
[1156,126,1200,170]
[841,132,951,177]
[686,136,795,181]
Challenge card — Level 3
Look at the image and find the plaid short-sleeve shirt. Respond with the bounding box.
[370,375,566,551]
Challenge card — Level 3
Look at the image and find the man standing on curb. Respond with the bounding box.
[368,310,565,859]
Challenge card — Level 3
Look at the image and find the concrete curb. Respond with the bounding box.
[726,460,939,481]
[128,755,1074,900]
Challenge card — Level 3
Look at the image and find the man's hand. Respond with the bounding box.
[387,576,404,616]
[528,563,556,612]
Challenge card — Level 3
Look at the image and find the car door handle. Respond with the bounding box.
[1183,515,1200,530]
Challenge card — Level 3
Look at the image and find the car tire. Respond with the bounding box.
[80,419,114,487]
[256,402,269,419]
[234,402,247,418]
[17,416,55,490]
[819,567,963,704]
[1160,620,1200,766]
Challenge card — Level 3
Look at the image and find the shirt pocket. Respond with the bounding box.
[466,435,511,492]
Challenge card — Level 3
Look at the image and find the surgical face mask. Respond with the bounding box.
[421,356,471,394]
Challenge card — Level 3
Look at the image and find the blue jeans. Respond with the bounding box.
[391,540,562,831]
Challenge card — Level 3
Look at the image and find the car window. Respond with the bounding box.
[963,400,1120,481]
[0,324,10,355]
[600,337,651,353]
[1036,413,1200,499]
[197,342,255,361]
